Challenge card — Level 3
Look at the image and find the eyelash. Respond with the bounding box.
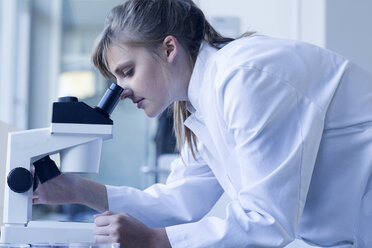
[123,68,134,78]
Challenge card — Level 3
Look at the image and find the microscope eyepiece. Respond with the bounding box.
[95,83,123,117]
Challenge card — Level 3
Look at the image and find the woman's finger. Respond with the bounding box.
[95,234,114,243]
[94,210,115,219]
[94,226,112,236]
[94,215,115,227]
[32,196,42,204]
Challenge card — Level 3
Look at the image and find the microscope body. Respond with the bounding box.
[1,84,123,243]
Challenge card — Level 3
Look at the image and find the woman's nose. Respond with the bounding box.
[116,79,132,98]
[120,88,133,100]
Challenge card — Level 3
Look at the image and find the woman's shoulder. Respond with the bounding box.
[211,34,348,84]
[215,34,330,67]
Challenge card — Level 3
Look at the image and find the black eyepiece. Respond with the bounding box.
[95,83,124,117]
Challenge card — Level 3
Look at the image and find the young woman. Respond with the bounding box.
[34,0,372,247]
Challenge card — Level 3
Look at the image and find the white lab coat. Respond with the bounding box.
[106,35,372,247]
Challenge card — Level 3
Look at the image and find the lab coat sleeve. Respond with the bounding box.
[105,143,224,228]
[166,67,325,247]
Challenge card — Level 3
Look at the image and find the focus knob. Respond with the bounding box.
[7,167,33,193]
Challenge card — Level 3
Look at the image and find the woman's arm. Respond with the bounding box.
[105,150,224,228]
[33,173,108,212]
[77,176,108,212]
[34,145,223,227]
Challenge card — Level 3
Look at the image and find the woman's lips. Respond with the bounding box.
[135,98,145,108]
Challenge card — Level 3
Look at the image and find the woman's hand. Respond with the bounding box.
[33,173,108,212]
[94,211,171,248]
[33,173,80,205]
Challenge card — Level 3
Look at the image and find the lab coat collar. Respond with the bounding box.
[183,43,239,198]
[187,42,218,113]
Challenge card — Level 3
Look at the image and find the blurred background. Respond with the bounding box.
[0,0,371,246]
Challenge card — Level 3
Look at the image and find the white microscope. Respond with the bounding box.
[1,83,123,244]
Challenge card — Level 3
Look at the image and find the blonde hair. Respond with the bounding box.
[92,0,251,158]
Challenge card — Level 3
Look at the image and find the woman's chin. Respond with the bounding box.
[144,105,169,118]
[144,108,161,118]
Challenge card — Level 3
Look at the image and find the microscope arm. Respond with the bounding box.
[3,124,112,225]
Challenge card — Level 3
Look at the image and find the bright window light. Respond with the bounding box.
[58,71,96,99]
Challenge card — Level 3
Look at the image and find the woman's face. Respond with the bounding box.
[106,43,172,117]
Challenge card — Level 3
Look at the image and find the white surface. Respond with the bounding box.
[51,123,113,136]
[60,139,102,173]
[1,221,94,243]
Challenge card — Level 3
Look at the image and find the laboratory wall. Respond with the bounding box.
[198,0,372,74]
[0,0,2,54]
[326,0,372,74]
[29,0,60,129]
[0,0,2,102]
[199,0,299,39]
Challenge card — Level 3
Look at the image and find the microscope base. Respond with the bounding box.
[1,221,95,243]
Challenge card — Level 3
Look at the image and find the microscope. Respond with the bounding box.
[1,83,123,243]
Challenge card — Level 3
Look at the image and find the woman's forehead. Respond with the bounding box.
[106,42,156,73]
[106,43,134,68]
[107,42,133,59]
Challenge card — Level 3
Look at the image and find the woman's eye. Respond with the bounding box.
[123,68,134,77]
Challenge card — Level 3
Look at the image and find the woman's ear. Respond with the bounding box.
[162,35,178,63]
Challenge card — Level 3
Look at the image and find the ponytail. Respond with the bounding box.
[173,2,239,158]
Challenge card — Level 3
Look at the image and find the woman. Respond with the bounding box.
[34,0,372,247]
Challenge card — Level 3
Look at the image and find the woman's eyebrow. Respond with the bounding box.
[114,61,132,75]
